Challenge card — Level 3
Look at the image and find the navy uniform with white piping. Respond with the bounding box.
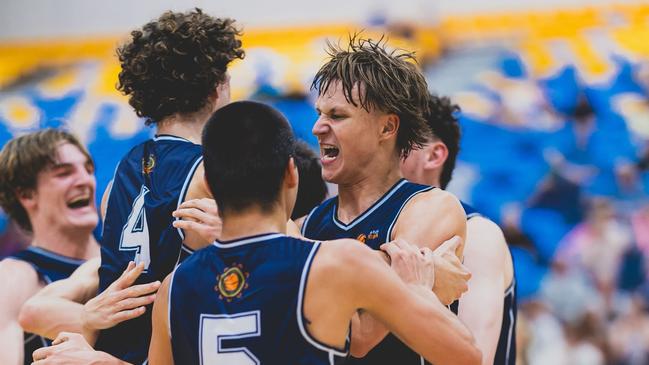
[169,233,348,365]
[7,247,84,365]
[458,201,517,365]
[96,134,203,364]
[302,178,434,365]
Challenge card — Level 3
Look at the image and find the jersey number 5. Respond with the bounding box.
[119,185,151,271]
[200,311,261,365]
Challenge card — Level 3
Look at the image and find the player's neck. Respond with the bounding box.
[30,227,99,260]
[156,109,211,145]
[336,165,402,224]
[219,208,288,242]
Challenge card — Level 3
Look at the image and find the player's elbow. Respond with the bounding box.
[349,336,373,358]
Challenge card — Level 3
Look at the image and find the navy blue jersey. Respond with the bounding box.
[169,233,348,365]
[96,135,202,363]
[456,201,517,365]
[8,247,84,365]
[302,179,434,365]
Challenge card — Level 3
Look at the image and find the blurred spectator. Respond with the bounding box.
[522,300,568,365]
[555,198,633,309]
[564,313,606,365]
[608,295,649,365]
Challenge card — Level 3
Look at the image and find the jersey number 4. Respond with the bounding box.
[119,185,151,271]
[200,311,261,365]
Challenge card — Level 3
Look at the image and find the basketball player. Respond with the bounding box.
[94,9,244,363]
[0,129,99,365]
[148,100,481,365]
[301,37,469,364]
[400,94,516,365]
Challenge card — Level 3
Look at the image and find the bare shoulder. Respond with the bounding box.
[0,258,42,309]
[393,188,466,251]
[465,217,508,260]
[315,239,383,276]
[400,188,465,223]
[0,257,39,284]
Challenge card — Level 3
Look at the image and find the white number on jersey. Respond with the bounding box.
[200,311,261,365]
[119,185,151,271]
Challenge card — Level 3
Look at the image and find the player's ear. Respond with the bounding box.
[379,113,399,141]
[285,157,299,189]
[423,141,448,171]
[16,188,36,210]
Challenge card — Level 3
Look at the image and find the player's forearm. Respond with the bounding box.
[0,322,25,365]
[410,285,482,365]
[350,310,389,358]
[18,297,98,345]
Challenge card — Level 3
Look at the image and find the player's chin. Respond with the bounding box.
[66,212,99,231]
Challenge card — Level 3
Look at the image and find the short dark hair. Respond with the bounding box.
[311,35,431,158]
[292,141,327,220]
[0,129,93,232]
[425,94,461,189]
[202,101,296,214]
[117,8,244,125]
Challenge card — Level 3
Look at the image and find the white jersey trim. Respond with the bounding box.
[212,233,284,249]
[385,186,434,242]
[331,179,409,231]
[297,241,348,358]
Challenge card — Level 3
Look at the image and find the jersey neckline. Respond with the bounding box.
[213,232,286,248]
[153,134,194,143]
[332,178,409,230]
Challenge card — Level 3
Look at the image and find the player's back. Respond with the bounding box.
[302,178,434,365]
[96,135,202,362]
[8,247,85,365]
[169,233,348,365]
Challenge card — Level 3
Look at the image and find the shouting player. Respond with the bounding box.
[301,37,469,364]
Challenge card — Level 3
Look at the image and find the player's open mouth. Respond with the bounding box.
[321,145,339,163]
[67,195,91,209]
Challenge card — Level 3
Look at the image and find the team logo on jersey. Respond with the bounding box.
[142,154,156,175]
[356,234,367,243]
[368,230,379,240]
[215,263,249,301]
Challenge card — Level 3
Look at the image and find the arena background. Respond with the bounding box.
[2,1,649,363]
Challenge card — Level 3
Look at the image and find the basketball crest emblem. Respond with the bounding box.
[215,263,249,301]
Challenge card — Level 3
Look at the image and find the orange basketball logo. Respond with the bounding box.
[357,234,367,243]
[216,264,249,301]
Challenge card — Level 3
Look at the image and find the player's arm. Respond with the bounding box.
[19,258,100,343]
[392,188,466,255]
[19,260,159,345]
[175,163,220,251]
[0,259,43,365]
[350,237,469,357]
[458,217,508,365]
[149,274,175,365]
[313,240,481,365]
[32,332,131,365]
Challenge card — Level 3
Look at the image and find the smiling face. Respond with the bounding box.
[23,143,98,235]
[313,81,392,185]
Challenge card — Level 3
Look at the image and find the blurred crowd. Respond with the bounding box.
[452,53,649,365]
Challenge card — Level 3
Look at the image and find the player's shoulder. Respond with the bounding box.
[0,256,38,278]
[0,257,41,298]
[316,239,378,271]
[401,187,464,219]
[465,216,508,259]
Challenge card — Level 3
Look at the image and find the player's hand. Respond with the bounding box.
[431,236,471,305]
[172,198,222,242]
[82,261,160,331]
[380,239,435,289]
[32,332,122,364]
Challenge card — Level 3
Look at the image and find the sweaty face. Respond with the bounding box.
[31,143,98,234]
[312,82,384,184]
